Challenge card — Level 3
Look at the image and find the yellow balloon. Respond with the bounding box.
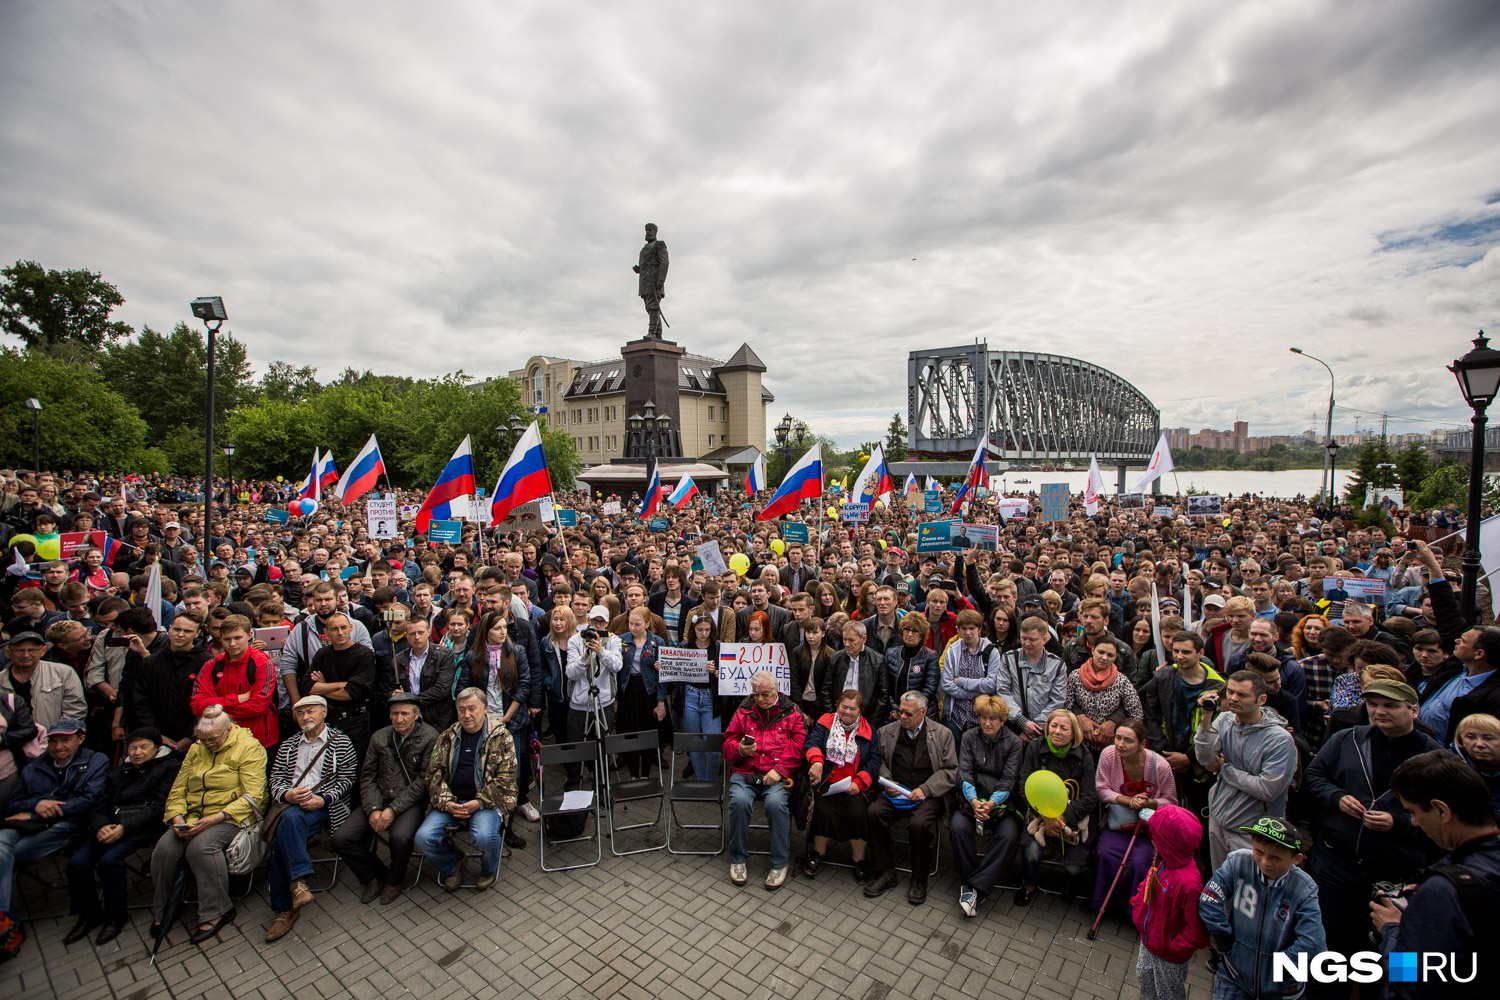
[770,539,785,555]
[35,538,61,560]
[873,499,884,509]
[826,506,838,520]
[728,553,751,576]
[8,533,38,551]
[1025,770,1069,819]
[276,475,285,483]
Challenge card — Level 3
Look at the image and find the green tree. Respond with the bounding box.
[1343,437,1394,507]
[1409,461,1500,512]
[257,360,322,404]
[0,260,133,359]
[885,413,908,462]
[0,347,149,470]
[97,323,255,447]
[1395,443,1431,496]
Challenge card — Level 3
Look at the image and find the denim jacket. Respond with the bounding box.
[619,632,665,701]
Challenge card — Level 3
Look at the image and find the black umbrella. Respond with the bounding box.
[148,870,188,966]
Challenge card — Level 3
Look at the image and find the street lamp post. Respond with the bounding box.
[771,413,808,482]
[24,398,41,473]
[1326,441,1341,502]
[222,445,235,506]
[190,297,227,555]
[629,399,669,462]
[1290,347,1335,501]
[1449,330,1500,624]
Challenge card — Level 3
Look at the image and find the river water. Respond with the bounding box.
[993,467,1337,499]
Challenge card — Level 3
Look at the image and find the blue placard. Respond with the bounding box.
[649,517,670,532]
[923,489,942,513]
[916,520,954,554]
[1041,484,1069,523]
[428,519,463,543]
[781,522,810,544]
[264,509,290,526]
[556,509,578,527]
[476,487,486,498]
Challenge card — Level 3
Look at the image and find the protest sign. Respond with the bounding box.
[841,502,870,522]
[649,517,671,533]
[428,520,463,544]
[494,500,543,533]
[996,498,1030,521]
[917,519,954,554]
[1118,493,1145,510]
[658,647,709,684]
[1324,576,1386,619]
[781,522,810,544]
[556,509,579,527]
[697,540,728,576]
[1186,495,1223,517]
[602,500,622,515]
[399,504,418,520]
[60,531,105,559]
[367,498,398,539]
[1152,505,1176,520]
[959,523,999,551]
[1041,484,1069,522]
[718,643,790,696]
[265,509,291,526]
[538,496,555,522]
[923,489,942,513]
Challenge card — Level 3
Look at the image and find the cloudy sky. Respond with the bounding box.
[3,1,1499,447]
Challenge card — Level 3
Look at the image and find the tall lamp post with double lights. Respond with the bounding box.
[629,399,672,462]
[1291,347,1336,501]
[773,412,808,481]
[24,398,41,473]
[190,296,227,554]
[1449,331,1500,624]
[222,445,235,506]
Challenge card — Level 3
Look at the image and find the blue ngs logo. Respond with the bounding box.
[1272,951,1477,985]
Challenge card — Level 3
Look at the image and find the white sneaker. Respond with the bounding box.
[765,866,788,890]
[958,884,978,918]
[518,802,540,823]
[729,863,748,886]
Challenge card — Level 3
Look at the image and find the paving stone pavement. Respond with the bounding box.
[2,793,1219,1000]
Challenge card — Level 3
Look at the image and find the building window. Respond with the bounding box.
[531,368,544,407]
[709,434,715,446]
[708,406,715,421]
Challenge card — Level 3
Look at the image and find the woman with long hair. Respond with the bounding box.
[845,579,875,618]
[988,605,1020,653]
[676,611,727,781]
[812,581,841,621]
[792,616,835,719]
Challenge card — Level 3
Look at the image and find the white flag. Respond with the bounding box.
[1134,433,1175,493]
[1085,455,1105,516]
[1149,581,1167,667]
[1479,514,1500,619]
[145,561,163,630]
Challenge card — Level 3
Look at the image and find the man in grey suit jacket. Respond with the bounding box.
[864,691,958,905]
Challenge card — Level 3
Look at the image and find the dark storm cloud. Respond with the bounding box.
[1,1,1498,445]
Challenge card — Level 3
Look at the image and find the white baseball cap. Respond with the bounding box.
[588,605,610,622]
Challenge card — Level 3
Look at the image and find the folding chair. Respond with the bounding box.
[537,740,602,872]
[372,830,424,889]
[667,733,725,856]
[431,816,508,890]
[603,731,665,856]
[302,830,341,893]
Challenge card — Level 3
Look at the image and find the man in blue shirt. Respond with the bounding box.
[1426,625,1500,745]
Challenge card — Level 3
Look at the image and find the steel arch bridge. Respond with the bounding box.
[908,345,1160,462]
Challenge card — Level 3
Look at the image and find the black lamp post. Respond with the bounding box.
[629,399,670,462]
[222,445,235,506]
[24,398,41,473]
[1326,441,1341,504]
[190,296,227,555]
[1449,330,1500,624]
[772,413,808,480]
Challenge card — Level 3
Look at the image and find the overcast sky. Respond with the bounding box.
[3,1,1498,448]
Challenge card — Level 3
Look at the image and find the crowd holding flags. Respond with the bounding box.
[296,450,320,499]
[1084,455,1105,516]
[755,444,823,521]
[414,436,477,533]
[668,474,699,509]
[334,435,387,504]
[948,428,989,513]
[852,444,893,506]
[489,423,553,524]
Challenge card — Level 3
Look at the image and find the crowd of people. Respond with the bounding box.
[0,465,1496,998]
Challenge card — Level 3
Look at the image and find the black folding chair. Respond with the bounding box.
[537,740,602,872]
[603,731,665,856]
[667,733,725,856]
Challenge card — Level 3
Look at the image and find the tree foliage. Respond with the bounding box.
[258,361,323,405]
[1395,443,1431,495]
[97,322,254,449]
[1,260,133,359]
[885,413,908,462]
[1343,437,1396,507]
[0,348,149,471]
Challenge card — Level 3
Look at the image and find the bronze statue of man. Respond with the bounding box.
[633,223,669,338]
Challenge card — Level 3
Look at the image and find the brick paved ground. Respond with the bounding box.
[3,787,1219,1000]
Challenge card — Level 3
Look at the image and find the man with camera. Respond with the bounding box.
[1374,751,1500,1000]
[1194,669,1297,870]
[1302,677,1445,968]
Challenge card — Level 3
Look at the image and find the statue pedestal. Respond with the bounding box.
[621,338,685,457]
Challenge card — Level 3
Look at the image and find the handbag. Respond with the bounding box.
[1106,755,1158,833]
[260,740,331,844]
[226,794,268,875]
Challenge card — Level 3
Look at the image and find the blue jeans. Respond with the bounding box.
[268,806,328,912]
[680,687,721,782]
[0,822,79,918]
[415,808,502,878]
[728,773,789,868]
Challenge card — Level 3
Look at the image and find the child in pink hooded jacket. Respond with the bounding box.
[1129,803,1210,1000]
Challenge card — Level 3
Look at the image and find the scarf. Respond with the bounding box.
[824,717,860,767]
[1077,653,1118,692]
[1044,734,1070,759]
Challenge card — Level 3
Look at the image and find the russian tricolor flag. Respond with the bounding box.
[924,475,940,492]
[745,454,766,495]
[316,450,339,492]
[638,459,662,521]
[852,444,894,506]
[904,473,919,495]
[99,534,124,566]
[335,434,386,504]
[949,430,989,513]
[490,423,553,525]
[297,449,320,499]
[415,436,477,533]
[668,475,698,508]
[755,444,822,521]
